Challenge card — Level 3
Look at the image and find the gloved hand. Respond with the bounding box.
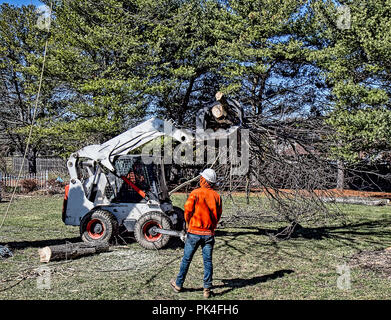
[179,230,187,243]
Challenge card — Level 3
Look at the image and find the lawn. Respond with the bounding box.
[1,194,391,300]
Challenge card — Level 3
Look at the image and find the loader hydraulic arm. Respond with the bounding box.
[66,116,240,206]
[67,116,239,178]
[68,117,194,176]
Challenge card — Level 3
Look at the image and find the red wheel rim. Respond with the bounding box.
[142,221,162,241]
[86,219,105,239]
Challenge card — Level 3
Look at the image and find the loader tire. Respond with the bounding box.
[80,209,119,244]
[173,206,185,231]
[134,212,172,250]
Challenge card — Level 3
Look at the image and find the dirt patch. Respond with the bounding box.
[349,248,391,278]
[325,189,391,199]
[90,248,161,272]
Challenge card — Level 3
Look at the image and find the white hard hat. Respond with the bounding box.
[200,168,217,184]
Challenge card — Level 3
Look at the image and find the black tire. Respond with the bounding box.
[80,209,119,244]
[134,212,172,250]
[173,206,185,231]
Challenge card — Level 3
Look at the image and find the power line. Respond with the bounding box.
[0,1,53,231]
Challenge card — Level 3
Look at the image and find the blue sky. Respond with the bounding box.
[0,0,43,6]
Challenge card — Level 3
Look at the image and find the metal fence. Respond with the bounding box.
[9,157,68,174]
[0,171,49,191]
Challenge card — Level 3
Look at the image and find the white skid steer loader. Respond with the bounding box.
[62,108,241,249]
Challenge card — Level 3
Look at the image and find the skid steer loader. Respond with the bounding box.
[62,95,242,250]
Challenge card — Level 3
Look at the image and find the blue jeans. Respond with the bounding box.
[175,233,215,289]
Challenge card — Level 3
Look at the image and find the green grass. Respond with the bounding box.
[1,194,391,300]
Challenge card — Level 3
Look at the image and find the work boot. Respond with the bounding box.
[170,279,182,293]
[203,288,212,299]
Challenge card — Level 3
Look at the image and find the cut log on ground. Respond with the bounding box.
[320,197,390,206]
[38,241,110,263]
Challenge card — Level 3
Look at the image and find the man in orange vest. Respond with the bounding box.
[170,168,222,298]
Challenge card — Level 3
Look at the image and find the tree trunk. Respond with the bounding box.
[38,242,110,263]
[178,76,196,125]
[320,197,389,206]
[245,173,250,205]
[336,160,344,190]
[27,148,37,174]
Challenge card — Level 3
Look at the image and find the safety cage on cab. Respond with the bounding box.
[104,155,170,204]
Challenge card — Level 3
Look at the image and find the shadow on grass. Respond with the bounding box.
[116,229,185,250]
[182,269,294,296]
[5,218,390,253]
[216,218,391,245]
[3,237,81,250]
[2,231,185,251]
[289,219,391,241]
[213,218,391,265]
[214,269,294,296]
[167,237,185,250]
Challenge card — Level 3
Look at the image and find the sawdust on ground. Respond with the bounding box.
[349,248,391,279]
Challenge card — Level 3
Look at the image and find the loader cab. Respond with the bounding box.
[107,154,170,204]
